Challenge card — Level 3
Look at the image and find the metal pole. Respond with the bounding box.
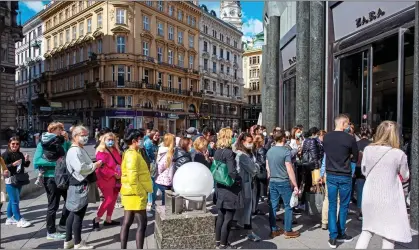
[27,30,32,130]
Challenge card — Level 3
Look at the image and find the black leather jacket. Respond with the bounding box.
[301,137,323,169]
[255,147,267,179]
[173,148,192,170]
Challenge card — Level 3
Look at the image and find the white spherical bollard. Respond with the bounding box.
[173,162,213,201]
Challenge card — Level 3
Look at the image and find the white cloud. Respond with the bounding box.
[242,18,264,37]
[242,35,253,43]
[22,1,44,12]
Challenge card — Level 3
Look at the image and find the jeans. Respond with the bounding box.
[44,177,70,234]
[6,184,22,220]
[156,184,171,205]
[215,208,235,245]
[268,181,293,232]
[327,174,352,239]
[147,177,158,206]
[356,179,365,209]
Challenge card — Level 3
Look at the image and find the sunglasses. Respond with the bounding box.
[11,143,20,146]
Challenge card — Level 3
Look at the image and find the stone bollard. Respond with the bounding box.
[154,190,216,249]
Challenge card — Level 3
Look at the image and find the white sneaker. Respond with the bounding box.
[5,217,18,225]
[16,218,32,228]
[74,240,94,249]
[64,239,74,249]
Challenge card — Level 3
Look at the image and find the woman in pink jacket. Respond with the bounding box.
[155,133,175,205]
[93,132,122,231]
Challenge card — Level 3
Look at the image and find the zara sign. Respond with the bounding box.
[332,1,415,41]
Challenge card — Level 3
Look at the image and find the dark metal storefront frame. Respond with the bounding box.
[332,5,416,130]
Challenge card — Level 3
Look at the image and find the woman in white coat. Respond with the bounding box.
[356,121,411,249]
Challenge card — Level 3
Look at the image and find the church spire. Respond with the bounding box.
[219,1,243,31]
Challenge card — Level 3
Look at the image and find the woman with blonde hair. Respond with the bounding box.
[214,128,242,249]
[355,121,411,249]
[155,133,176,205]
[65,126,102,249]
[92,132,122,231]
[192,136,211,168]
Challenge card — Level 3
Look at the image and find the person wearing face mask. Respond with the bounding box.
[119,129,153,249]
[289,127,304,214]
[155,133,176,205]
[64,126,102,249]
[33,122,72,240]
[2,137,32,228]
[233,133,261,242]
[93,133,122,232]
[323,114,359,248]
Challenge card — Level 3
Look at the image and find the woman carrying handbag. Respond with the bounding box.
[1,137,31,228]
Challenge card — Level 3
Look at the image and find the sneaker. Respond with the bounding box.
[218,244,237,249]
[114,203,123,208]
[337,234,353,243]
[64,239,74,249]
[246,233,261,242]
[146,211,154,218]
[358,213,363,221]
[284,230,300,239]
[34,179,43,187]
[293,207,302,215]
[57,225,67,233]
[328,238,337,249]
[270,229,284,238]
[47,232,66,240]
[92,219,100,232]
[16,218,32,228]
[321,223,328,230]
[5,217,18,225]
[74,240,94,249]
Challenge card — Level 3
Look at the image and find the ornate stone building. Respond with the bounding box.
[39,1,201,135]
[15,15,45,131]
[242,41,262,130]
[0,2,23,140]
[220,1,243,31]
[199,5,244,131]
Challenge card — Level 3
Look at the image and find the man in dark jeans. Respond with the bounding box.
[323,114,359,248]
[266,130,300,239]
[33,129,70,240]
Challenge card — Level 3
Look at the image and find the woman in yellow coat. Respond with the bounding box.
[120,129,153,249]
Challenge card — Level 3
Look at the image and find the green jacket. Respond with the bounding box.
[33,141,71,177]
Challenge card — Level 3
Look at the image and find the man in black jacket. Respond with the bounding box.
[323,114,358,248]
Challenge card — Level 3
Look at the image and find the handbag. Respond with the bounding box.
[210,149,235,187]
[105,148,121,189]
[10,170,30,187]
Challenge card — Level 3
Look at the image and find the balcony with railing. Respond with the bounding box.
[93,81,203,98]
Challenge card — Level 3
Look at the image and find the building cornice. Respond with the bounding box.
[201,10,243,36]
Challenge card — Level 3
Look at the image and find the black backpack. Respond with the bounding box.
[54,156,74,189]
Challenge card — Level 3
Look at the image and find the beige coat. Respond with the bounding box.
[0,157,7,203]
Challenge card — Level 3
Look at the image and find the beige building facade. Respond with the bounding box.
[39,1,201,135]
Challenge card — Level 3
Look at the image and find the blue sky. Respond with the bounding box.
[18,1,264,41]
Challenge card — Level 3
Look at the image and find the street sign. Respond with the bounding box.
[40,106,52,112]
[50,102,62,108]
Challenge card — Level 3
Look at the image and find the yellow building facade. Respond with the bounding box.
[40,1,201,135]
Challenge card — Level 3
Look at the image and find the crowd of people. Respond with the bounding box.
[0,113,413,249]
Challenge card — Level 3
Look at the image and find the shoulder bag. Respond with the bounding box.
[210,149,235,187]
[105,148,122,189]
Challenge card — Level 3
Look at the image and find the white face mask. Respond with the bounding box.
[138,140,144,148]
[245,143,254,150]
[263,132,267,136]
[78,135,89,145]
